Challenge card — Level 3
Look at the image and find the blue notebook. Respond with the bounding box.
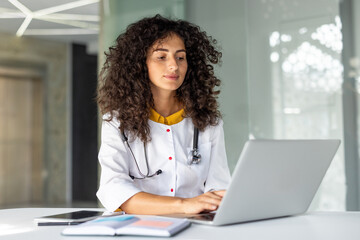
[62,214,190,237]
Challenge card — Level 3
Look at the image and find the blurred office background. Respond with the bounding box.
[0,0,359,212]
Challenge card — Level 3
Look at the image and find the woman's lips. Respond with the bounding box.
[164,75,179,80]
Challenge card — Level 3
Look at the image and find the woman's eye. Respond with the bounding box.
[157,56,166,60]
[177,57,185,60]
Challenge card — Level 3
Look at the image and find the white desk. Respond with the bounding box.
[0,208,359,239]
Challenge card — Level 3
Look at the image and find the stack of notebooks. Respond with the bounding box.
[61,214,191,237]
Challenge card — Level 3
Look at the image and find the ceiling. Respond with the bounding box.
[0,0,99,53]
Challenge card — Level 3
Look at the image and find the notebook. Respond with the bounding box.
[62,215,190,237]
[163,139,340,226]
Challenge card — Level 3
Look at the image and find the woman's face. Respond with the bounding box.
[146,33,188,95]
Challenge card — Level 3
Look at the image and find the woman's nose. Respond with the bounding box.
[168,56,179,70]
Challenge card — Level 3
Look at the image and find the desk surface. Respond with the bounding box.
[0,208,359,239]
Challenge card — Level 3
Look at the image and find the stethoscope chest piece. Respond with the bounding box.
[189,148,201,165]
[188,127,201,165]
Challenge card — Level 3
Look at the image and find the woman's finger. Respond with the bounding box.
[211,190,226,197]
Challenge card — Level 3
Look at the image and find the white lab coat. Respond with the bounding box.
[96,113,231,212]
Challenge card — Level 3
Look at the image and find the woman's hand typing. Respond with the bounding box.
[120,191,226,215]
[180,190,226,214]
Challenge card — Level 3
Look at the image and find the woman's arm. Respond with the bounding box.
[97,116,142,211]
[121,190,225,215]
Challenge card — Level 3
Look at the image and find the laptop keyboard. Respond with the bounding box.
[188,212,215,221]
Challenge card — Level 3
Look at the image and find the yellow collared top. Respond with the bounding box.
[149,108,185,125]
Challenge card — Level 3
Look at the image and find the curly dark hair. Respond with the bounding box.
[97,14,222,142]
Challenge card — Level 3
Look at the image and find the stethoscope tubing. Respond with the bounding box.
[121,126,200,179]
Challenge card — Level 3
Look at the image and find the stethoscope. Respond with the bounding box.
[121,127,201,179]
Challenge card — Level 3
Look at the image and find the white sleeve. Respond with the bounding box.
[96,115,141,212]
[204,120,231,192]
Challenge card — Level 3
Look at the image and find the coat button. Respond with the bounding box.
[166,129,170,132]
[169,157,172,160]
[171,188,174,192]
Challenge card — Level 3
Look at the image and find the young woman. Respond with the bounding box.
[96,15,230,215]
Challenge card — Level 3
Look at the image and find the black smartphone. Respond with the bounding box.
[34,210,121,226]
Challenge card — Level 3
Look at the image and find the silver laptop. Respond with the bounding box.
[163,139,340,226]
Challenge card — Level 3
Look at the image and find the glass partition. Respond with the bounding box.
[247,0,345,210]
